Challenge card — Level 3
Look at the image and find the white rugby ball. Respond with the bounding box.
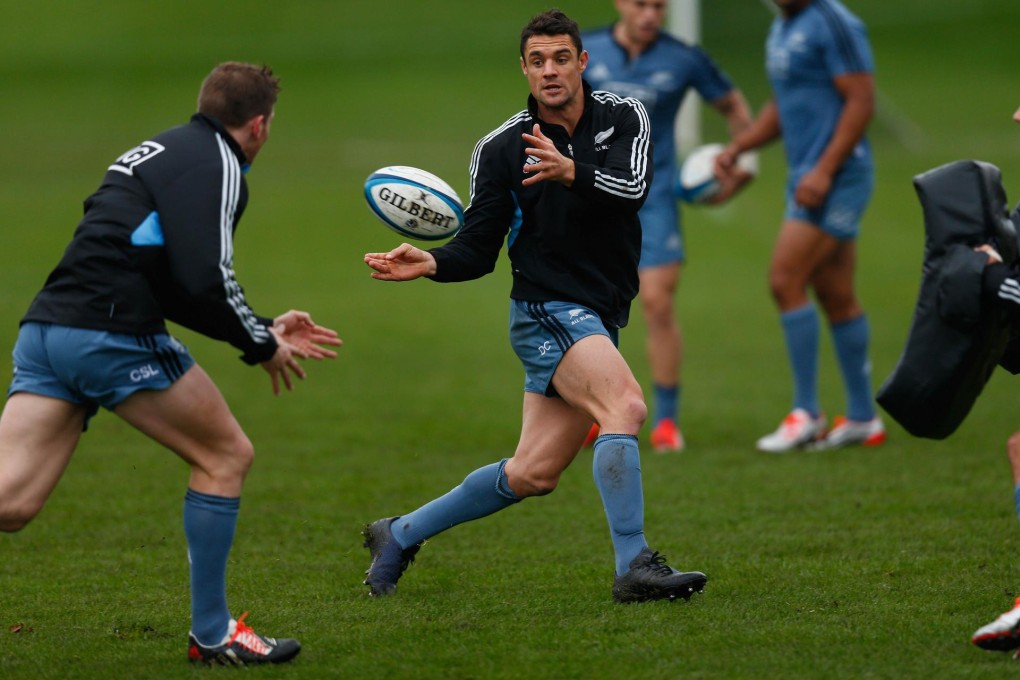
[364,166,464,241]
[676,143,759,204]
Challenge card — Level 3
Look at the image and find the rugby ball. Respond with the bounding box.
[676,143,759,204]
[364,166,464,241]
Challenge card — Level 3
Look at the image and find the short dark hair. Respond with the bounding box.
[197,62,281,128]
[519,9,583,59]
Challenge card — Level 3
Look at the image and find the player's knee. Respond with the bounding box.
[767,264,808,305]
[1006,431,1020,467]
[504,460,559,498]
[0,499,43,532]
[640,288,673,321]
[200,431,255,484]
[614,391,648,430]
[815,289,857,320]
[767,271,792,303]
[226,433,255,478]
[512,470,559,497]
[598,392,647,435]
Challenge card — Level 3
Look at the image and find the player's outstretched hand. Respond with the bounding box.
[522,124,575,187]
[273,310,342,359]
[261,310,342,395]
[364,243,437,281]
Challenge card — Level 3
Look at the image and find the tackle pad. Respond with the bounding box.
[876,160,1018,439]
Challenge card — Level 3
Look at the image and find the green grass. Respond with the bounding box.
[3,0,1020,677]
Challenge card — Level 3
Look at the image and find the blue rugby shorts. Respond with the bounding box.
[638,199,684,269]
[785,164,874,240]
[509,300,618,397]
[8,322,195,427]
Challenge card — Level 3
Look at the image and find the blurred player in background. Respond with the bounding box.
[362,9,707,604]
[582,0,753,452]
[716,0,885,452]
[970,107,1020,651]
[0,62,341,666]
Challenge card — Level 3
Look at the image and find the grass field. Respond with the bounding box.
[2,1,1020,678]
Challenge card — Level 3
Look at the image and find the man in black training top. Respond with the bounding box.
[0,62,341,666]
[362,9,707,604]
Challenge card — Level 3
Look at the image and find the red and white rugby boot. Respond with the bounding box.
[187,612,301,666]
[972,597,1020,653]
[810,415,886,451]
[755,409,826,453]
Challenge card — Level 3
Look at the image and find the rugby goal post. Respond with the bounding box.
[668,0,701,153]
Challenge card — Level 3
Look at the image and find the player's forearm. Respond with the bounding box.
[813,93,874,177]
[713,90,753,138]
[730,99,781,153]
[814,74,875,176]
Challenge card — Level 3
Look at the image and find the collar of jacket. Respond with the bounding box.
[527,79,594,135]
[190,112,247,166]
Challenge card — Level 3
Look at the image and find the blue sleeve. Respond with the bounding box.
[818,10,874,77]
[688,46,734,102]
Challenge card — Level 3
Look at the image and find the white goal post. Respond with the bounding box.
[668,0,701,153]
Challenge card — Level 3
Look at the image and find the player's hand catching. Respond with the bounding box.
[522,124,575,187]
[260,310,342,395]
[365,243,437,281]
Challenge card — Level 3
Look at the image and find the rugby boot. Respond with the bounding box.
[187,612,300,666]
[650,418,685,453]
[972,597,1020,652]
[612,547,707,603]
[756,409,826,453]
[809,415,886,451]
[363,516,423,596]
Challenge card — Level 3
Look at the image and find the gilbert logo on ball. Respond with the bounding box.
[364,166,464,241]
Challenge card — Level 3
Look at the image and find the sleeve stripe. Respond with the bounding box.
[591,91,651,199]
[467,110,531,208]
[214,134,270,344]
[999,278,1020,305]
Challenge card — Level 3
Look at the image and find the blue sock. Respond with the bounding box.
[592,434,648,575]
[390,459,520,548]
[183,488,239,646]
[652,384,680,425]
[831,314,875,421]
[780,304,820,417]
[1013,483,1020,523]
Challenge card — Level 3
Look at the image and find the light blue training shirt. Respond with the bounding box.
[766,0,875,180]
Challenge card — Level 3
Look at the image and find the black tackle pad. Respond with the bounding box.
[876,160,1017,439]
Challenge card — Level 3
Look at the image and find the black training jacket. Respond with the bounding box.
[429,81,652,329]
[22,113,277,364]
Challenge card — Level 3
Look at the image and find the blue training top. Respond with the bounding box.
[583,26,734,210]
[766,0,875,180]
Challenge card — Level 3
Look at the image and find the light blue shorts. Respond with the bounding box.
[638,200,684,269]
[785,165,873,240]
[9,322,195,428]
[509,300,618,397]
